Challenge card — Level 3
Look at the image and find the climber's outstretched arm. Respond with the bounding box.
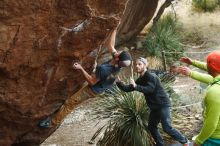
[105,28,118,55]
[73,62,98,85]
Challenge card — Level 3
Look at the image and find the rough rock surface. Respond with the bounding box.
[0,0,126,145]
[117,0,159,43]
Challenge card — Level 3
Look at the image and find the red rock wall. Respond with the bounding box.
[0,0,127,145]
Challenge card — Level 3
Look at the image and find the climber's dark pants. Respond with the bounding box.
[52,83,97,125]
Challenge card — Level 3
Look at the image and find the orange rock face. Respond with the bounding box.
[0,0,127,145]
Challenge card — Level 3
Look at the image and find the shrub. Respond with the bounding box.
[143,13,183,65]
[192,0,218,11]
[91,87,150,146]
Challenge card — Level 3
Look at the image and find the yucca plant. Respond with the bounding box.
[153,71,176,96]
[143,13,183,65]
[90,71,177,146]
[91,87,150,146]
[192,0,218,11]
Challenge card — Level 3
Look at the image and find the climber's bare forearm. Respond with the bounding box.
[80,68,97,85]
[106,29,117,54]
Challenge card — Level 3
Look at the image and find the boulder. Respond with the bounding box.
[0,0,126,145]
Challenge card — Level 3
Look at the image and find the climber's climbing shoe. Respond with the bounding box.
[38,117,52,128]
